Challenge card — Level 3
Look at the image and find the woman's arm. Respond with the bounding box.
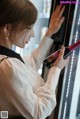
[0,58,61,119]
[0,47,69,119]
[31,5,65,69]
[31,36,54,69]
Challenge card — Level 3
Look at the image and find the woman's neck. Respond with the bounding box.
[0,37,12,49]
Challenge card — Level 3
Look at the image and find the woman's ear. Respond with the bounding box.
[4,24,12,39]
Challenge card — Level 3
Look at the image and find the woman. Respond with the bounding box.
[0,0,69,119]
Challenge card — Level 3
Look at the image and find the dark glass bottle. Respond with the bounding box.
[44,40,80,68]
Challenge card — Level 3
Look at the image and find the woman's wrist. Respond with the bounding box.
[52,64,61,70]
[45,30,52,38]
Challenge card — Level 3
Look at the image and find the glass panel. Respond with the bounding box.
[58,0,80,119]
[76,90,80,119]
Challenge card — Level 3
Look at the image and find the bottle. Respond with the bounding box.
[44,40,80,68]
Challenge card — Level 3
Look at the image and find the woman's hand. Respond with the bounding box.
[53,46,69,70]
[46,4,65,37]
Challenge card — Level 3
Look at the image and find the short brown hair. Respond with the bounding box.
[0,0,38,29]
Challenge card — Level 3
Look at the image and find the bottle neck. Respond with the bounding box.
[68,40,80,51]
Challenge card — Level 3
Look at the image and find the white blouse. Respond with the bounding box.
[0,36,61,119]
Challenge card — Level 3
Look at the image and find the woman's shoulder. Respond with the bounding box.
[0,54,23,64]
[0,55,15,84]
[0,55,29,84]
[0,55,27,74]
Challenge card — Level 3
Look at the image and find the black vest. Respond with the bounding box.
[0,45,25,64]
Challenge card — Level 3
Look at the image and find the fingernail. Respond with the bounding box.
[61,45,64,48]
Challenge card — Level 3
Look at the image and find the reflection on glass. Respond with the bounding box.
[76,91,80,119]
[58,1,80,119]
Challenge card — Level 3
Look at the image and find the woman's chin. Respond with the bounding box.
[20,44,26,48]
[17,41,29,48]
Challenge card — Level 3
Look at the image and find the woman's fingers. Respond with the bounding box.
[53,4,62,17]
[58,6,65,18]
[56,6,65,23]
[46,5,65,36]
[57,17,65,30]
[58,45,65,59]
[52,46,70,70]
[62,57,70,68]
[52,5,65,19]
[66,56,70,64]
[59,17,65,24]
[51,5,65,27]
